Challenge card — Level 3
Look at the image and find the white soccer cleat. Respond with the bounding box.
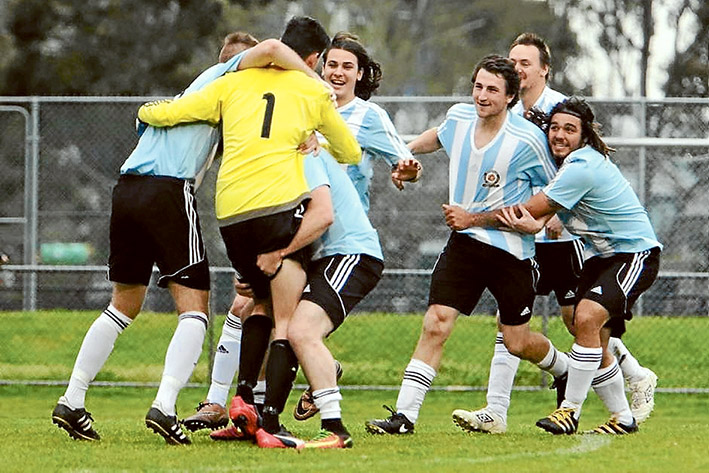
[452,407,507,434]
[629,367,658,424]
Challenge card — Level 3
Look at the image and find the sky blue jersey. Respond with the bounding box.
[544,145,662,258]
[437,103,556,260]
[120,50,247,187]
[337,97,413,213]
[304,152,383,261]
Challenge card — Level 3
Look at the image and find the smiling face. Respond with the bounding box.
[323,48,362,106]
[472,68,514,119]
[548,112,584,161]
[509,43,548,95]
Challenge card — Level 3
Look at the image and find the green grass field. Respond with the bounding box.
[1,311,708,471]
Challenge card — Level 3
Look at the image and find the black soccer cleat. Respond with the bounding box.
[145,407,191,445]
[52,401,101,441]
[550,374,568,409]
[586,418,638,435]
[365,405,415,435]
[536,407,578,435]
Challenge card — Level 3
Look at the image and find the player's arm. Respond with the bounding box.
[317,102,362,165]
[256,185,334,276]
[138,80,222,127]
[237,39,322,83]
[408,127,442,155]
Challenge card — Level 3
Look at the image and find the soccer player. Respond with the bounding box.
[50,33,331,445]
[465,97,662,434]
[137,16,361,445]
[364,55,568,436]
[458,33,656,434]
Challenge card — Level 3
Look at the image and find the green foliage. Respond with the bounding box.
[1,385,708,472]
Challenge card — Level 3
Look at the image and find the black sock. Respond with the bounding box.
[262,406,280,434]
[322,418,348,436]
[235,315,272,404]
[263,339,299,415]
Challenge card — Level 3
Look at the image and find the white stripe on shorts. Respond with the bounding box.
[327,254,360,292]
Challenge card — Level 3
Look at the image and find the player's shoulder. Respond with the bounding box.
[446,102,476,120]
[507,112,547,142]
[567,145,602,164]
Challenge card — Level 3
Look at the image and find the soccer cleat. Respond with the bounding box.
[229,395,261,437]
[145,407,191,445]
[294,360,343,421]
[451,407,507,434]
[181,401,228,432]
[536,407,578,435]
[255,426,304,449]
[586,417,638,435]
[629,368,658,424]
[550,374,568,409]
[297,430,353,450]
[52,400,101,441]
[209,424,250,441]
[364,405,415,435]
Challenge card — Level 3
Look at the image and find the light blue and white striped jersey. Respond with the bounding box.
[512,86,577,243]
[437,103,556,260]
[544,145,662,258]
[337,97,413,213]
[120,50,247,187]
[304,152,383,261]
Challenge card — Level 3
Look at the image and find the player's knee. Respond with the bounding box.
[421,308,455,342]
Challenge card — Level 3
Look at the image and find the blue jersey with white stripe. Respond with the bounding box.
[337,97,413,213]
[304,152,383,261]
[437,103,556,260]
[544,145,662,257]
[120,50,247,186]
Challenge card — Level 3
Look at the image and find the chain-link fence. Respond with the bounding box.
[1,96,708,390]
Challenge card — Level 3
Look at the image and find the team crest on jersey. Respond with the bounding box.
[482,170,501,187]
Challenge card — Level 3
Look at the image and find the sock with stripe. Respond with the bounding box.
[608,337,644,383]
[62,305,133,409]
[313,387,347,435]
[235,314,272,404]
[561,343,603,419]
[206,311,242,406]
[153,311,208,416]
[536,339,569,377]
[395,358,436,424]
[485,332,519,420]
[592,358,634,425]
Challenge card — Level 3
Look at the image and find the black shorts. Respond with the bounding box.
[108,174,210,291]
[428,232,538,326]
[219,201,311,300]
[577,247,661,337]
[535,239,584,305]
[301,254,383,332]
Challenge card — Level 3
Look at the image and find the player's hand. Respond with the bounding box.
[234,279,254,298]
[391,158,422,190]
[298,132,320,156]
[257,250,284,278]
[498,205,545,234]
[318,77,337,104]
[544,214,563,239]
[442,204,472,231]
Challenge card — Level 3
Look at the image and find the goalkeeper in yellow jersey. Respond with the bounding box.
[138,16,361,447]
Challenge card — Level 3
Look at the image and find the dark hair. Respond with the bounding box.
[280,16,330,60]
[471,55,520,109]
[549,96,614,156]
[510,32,552,81]
[324,32,382,101]
[219,32,258,63]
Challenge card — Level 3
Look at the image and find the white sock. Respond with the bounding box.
[608,337,644,383]
[253,379,266,405]
[62,305,132,409]
[153,311,208,416]
[395,359,436,424]
[313,387,343,420]
[485,333,519,420]
[561,344,603,419]
[537,340,569,378]
[206,312,242,406]
[592,359,634,425]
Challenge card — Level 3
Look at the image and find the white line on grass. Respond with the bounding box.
[461,435,611,465]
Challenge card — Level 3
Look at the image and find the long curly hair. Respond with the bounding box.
[324,32,382,101]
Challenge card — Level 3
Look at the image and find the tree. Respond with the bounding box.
[663,0,708,97]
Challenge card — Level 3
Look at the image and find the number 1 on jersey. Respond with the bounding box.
[261,93,275,138]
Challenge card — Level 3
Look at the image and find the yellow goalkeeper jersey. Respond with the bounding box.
[138,68,361,223]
